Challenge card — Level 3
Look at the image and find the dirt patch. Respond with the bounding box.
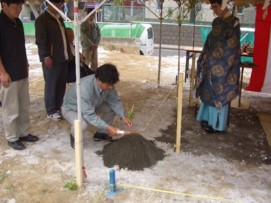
[156,107,271,165]
[97,134,165,171]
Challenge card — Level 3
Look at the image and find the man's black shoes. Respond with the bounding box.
[202,125,218,133]
[200,121,222,133]
[8,134,39,150]
[70,134,75,149]
[93,132,114,142]
[8,140,26,150]
[19,134,39,142]
[70,132,114,149]
[200,120,209,128]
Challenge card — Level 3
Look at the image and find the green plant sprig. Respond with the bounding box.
[126,104,136,121]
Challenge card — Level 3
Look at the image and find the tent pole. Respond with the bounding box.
[74,0,108,187]
[46,0,108,188]
[73,0,85,188]
[157,1,164,87]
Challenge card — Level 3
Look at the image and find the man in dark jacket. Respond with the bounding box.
[35,0,71,121]
[0,0,39,150]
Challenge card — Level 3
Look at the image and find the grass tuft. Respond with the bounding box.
[64,180,78,191]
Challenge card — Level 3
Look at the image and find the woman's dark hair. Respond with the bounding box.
[209,0,222,5]
[95,63,119,85]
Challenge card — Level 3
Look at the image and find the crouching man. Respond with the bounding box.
[62,63,132,148]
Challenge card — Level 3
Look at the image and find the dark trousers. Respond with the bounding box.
[42,61,68,115]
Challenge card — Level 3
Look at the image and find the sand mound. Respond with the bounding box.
[98,134,165,171]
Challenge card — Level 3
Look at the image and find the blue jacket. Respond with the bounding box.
[63,75,125,130]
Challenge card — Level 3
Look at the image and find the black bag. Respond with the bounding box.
[67,57,95,83]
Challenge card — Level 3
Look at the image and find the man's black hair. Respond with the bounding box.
[49,0,64,4]
[44,0,64,5]
[95,63,119,85]
[86,8,94,14]
[1,0,24,5]
[209,0,222,5]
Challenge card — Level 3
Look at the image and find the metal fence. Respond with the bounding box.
[18,2,256,28]
[101,5,255,27]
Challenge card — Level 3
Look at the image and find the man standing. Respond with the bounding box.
[195,0,240,133]
[0,0,39,150]
[80,9,100,70]
[62,63,132,148]
[35,0,71,121]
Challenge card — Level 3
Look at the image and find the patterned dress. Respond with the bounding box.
[196,13,241,131]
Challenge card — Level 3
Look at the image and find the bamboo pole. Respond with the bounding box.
[74,120,83,188]
[177,4,181,85]
[175,73,183,154]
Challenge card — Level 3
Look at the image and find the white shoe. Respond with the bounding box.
[47,112,62,121]
[57,110,62,117]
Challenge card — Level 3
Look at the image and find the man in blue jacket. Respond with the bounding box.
[62,63,132,148]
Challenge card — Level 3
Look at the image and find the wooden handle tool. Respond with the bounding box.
[116,130,142,136]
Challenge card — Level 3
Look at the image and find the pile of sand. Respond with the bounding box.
[98,134,165,171]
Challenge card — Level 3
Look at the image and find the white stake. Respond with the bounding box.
[74,120,83,187]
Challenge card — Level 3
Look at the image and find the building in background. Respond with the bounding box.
[17,0,256,27]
